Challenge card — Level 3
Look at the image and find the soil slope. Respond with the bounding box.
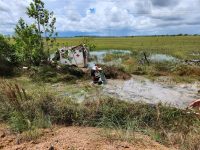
[0,125,172,150]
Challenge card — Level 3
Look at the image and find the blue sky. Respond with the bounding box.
[0,0,200,36]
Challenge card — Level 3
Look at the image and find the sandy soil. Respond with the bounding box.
[0,125,173,150]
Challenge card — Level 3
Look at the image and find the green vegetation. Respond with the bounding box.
[14,0,57,66]
[48,36,200,82]
[15,18,44,66]
[29,65,85,83]
[0,0,200,149]
[101,65,131,80]
[54,36,200,59]
[0,35,18,76]
[0,0,58,75]
[0,80,199,149]
[97,51,200,82]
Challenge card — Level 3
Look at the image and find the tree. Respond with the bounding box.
[14,0,57,66]
[14,18,42,65]
[26,0,57,60]
[0,34,17,64]
[0,34,17,75]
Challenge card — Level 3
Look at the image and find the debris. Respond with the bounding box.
[52,44,88,68]
[22,66,28,70]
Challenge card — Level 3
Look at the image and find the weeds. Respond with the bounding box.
[20,128,42,142]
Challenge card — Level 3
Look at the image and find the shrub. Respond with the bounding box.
[59,65,85,78]
[0,34,18,76]
[29,65,79,83]
[0,58,15,76]
[100,65,131,80]
[154,62,173,73]
[9,111,30,132]
[174,64,200,76]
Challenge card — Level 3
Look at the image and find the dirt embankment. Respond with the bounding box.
[0,125,172,150]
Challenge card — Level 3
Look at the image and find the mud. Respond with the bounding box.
[103,75,199,108]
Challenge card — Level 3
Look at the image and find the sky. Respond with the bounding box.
[0,0,200,37]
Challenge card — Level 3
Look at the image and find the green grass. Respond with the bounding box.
[54,36,200,59]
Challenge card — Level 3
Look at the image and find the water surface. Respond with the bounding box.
[88,49,131,68]
[149,54,178,62]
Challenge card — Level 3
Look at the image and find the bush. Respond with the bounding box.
[59,65,85,78]
[174,64,200,76]
[100,65,131,80]
[154,62,173,73]
[0,58,15,76]
[29,65,79,83]
[0,34,18,76]
[9,111,30,132]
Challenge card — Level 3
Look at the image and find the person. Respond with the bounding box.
[91,64,103,85]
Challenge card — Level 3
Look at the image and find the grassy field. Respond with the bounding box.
[54,36,200,59]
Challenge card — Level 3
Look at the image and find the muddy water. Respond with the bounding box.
[103,75,199,108]
[88,50,131,68]
[149,54,178,62]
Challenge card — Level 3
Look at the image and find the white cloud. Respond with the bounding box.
[0,0,31,34]
[0,0,200,36]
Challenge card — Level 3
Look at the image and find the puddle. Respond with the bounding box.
[103,75,199,108]
[88,50,131,68]
[149,54,178,62]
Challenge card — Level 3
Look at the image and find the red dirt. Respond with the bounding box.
[0,124,174,150]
